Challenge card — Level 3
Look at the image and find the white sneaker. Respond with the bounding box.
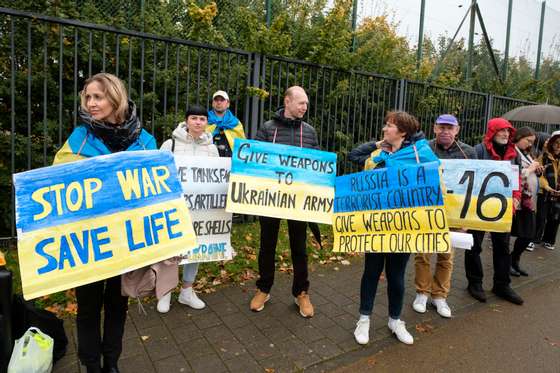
[354,318,370,345]
[525,242,535,252]
[432,298,452,318]
[388,318,414,345]
[178,287,206,309]
[412,293,428,313]
[156,292,172,313]
[544,243,555,251]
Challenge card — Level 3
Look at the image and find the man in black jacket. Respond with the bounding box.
[250,86,318,318]
[467,118,524,305]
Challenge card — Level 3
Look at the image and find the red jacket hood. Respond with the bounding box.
[483,118,517,160]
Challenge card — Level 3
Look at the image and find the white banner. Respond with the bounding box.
[173,155,233,264]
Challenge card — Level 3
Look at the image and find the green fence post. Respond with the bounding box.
[266,0,272,28]
[466,0,477,83]
[503,0,513,80]
[351,0,358,51]
[416,0,426,70]
[535,1,546,80]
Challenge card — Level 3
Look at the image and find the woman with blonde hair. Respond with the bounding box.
[54,73,156,373]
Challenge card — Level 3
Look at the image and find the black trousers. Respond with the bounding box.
[534,194,548,242]
[359,253,410,318]
[76,276,128,368]
[542,206,560,245]
[465,231,511,288]
[512,237,531,264]
[256,216,309,297]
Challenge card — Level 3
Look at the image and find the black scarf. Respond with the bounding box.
[493,140,507,158]
[78,100,142,153]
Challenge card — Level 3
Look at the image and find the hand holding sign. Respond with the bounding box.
[441,159,518,232]
[332,161,450,254]
[226,139,337,224]
[14,151,197,299]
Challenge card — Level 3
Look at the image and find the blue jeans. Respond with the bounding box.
[182,263,199,283]
[359,253,410,319]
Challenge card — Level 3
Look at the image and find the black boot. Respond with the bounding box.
[510,267,521,277]
[512,259,529,276]
[102,362,120,373]
[492,286,524,305]
[467,283,487,302]
[86,365,102,373]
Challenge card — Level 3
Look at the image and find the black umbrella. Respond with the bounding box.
[502,104,560,125]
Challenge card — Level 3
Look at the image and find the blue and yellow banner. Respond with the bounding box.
[226,139,337,224]
[14,150,197,299]
[332,161,451,253]
[441,159,518,232]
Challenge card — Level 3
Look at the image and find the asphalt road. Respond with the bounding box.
[333,274,560,373]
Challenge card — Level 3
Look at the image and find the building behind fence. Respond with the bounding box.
[1,6,558,240]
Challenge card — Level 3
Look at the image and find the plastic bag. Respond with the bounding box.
[7,327,53,373]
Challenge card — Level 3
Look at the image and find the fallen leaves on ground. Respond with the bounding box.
[140,335,150,342]
[415,323,434,334]
[544,337,559,347]
[367,357,377,366]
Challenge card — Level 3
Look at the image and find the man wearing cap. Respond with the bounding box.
[412,114,476,318]
[207,90,246,157]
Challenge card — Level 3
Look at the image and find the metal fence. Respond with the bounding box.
[0,7,551,241]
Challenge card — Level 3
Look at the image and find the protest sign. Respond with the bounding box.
[14,150,197,299]
[226,139,337,224]
[173,155,233,264]
[332,161,451,253]
[441,159,518,232]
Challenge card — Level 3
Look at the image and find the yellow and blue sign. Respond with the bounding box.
[226,139,337,224]
[14,150,197,300]
[333,161,451,253]
[441,159,517,232]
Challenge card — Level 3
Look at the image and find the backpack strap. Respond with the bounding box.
[171,137,175,153]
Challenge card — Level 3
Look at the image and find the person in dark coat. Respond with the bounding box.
[249,86,319,318]
[466,118,523,305]
[510,127,543,276]
[538,131,560,250]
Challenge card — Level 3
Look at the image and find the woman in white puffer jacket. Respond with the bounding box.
[157,105,218,313]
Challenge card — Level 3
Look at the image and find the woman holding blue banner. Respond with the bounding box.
[156,105,219,313]
[348,111,439,346]
[54,73,157,373]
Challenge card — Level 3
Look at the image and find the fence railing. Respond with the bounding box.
[0,7,552,241]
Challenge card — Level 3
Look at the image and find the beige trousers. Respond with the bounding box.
[414,251,454,299]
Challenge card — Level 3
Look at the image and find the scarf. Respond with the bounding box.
[208,109,239,135]
[78,100,142,153]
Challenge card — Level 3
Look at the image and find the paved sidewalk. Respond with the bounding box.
[53,237,560,373]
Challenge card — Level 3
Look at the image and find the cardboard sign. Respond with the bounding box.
[226,139,337,224]
[441,159,518,232]
[14,150,197,299]
[332,161,451,253]
[173,156,233,264]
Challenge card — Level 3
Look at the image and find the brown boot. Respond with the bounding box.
[250,290,270,312]
[295,291,314,318]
